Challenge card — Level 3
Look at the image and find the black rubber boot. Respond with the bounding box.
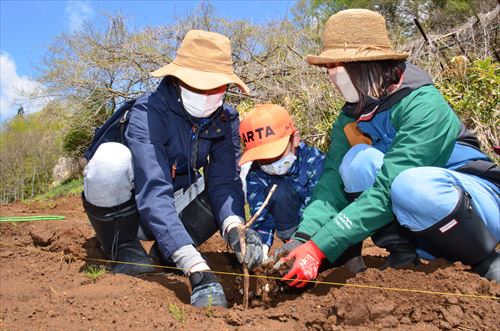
[414,188,499,282]
[82,193,157,276]
[472,250,500,282]
[189,271,227,308]
[330,242,367,274]
[371,222,420,270]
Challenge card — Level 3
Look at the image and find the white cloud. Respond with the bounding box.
[65,0,94,32]
[0,52,49,122]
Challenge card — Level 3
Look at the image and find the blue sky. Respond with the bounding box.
[0,0,295,121]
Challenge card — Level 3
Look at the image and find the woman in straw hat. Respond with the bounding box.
[274,9,499,286]
[81,29,264,308]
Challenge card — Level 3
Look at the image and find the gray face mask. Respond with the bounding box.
[260,152,297,175]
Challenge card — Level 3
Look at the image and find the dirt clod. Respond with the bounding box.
[30,227,55,246]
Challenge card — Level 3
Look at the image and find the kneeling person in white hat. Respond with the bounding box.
[82,30,263,307]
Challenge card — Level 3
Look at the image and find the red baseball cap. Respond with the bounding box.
[239,104,296,166]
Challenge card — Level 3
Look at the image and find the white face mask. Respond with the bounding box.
[180,85,225,118]
[328,66,359,103]
[260,152,297,176]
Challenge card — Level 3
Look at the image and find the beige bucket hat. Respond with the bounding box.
[151,29,249,94]
[307,9,409,65]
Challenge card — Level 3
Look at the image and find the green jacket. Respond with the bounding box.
[295,84,461,263]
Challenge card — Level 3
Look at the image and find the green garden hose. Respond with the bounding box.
[0,215,66,222]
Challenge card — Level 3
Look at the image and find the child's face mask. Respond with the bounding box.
[180,85,225,118]
[260,152,297,176]
[328,66,359,103]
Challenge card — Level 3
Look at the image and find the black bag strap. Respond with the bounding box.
[456,122,482,151]
[83,99,136,160]
[456,160,500,188]
[119,109,131,144]
[454,122,499,188]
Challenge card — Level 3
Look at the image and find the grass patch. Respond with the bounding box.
[83,265,106,281]
[34,178,83,201]
[168,303,186,322]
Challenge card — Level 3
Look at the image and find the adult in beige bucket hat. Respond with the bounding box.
[273,9,500,287]
[81,29,262,310]
[151,29,249,94]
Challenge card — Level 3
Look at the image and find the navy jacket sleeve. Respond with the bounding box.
[125,93,194,258]
[206,106,245,225]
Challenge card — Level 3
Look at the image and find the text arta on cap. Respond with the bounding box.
[241,125,276,143]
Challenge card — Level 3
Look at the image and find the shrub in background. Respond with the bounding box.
[437,57,499,161]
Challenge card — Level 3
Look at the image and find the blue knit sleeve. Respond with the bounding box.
[246,171,275,246]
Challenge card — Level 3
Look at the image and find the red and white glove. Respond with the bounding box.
[278,240,325,288]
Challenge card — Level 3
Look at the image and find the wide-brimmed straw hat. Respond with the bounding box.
[239,104,296,166]
[307,9,409,65]
[151,30,249,94]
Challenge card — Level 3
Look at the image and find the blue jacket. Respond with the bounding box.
[124,77,245,257]
[246,142,325,246]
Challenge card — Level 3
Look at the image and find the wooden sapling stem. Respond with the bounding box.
[238,230,249,308]
[239,184,277,309]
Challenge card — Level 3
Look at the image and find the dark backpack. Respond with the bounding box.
[455,123,500,188]
[83,99,136,161]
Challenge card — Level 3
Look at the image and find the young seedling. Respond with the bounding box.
[204,294,214,317]
[168,303,185,322]
[83,265,106,282]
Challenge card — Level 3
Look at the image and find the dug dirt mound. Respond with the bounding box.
[1,194,499,330]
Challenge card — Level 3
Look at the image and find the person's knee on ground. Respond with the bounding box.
[83,143,155,276]
[392,169,499,282]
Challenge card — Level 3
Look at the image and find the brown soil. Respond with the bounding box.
[1,194,499,330]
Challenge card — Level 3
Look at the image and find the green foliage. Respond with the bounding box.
[168,303,186,322]
[437,57,499,159]
[62,88,113,157]
[0,103,67,203]
[83,265,106,281]
[62,127,93,157]
[283,88,344,153]
[33,178,83,201]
